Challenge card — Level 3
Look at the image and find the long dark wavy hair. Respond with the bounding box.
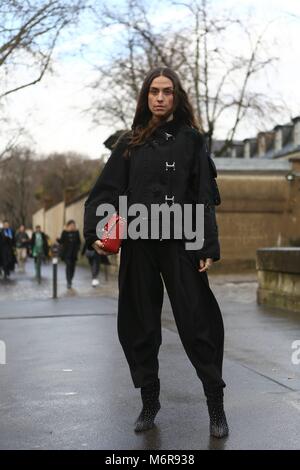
[117,67,202,158]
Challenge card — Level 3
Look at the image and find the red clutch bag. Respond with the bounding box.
[100,213,127,254]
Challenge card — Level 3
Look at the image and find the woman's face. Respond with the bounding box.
[148,75,174,120]
[67,223,76,231]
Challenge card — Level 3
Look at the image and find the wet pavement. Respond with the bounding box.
[0,258,118,301]
[0,260,300,449]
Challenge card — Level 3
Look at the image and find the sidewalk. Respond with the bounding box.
[0,260,300,449]
[0,258,119,301]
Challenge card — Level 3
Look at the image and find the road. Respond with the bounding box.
[0,259,299,449]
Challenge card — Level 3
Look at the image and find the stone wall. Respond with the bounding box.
[65,197,85,238]
[44,202,65,245]
[32,208,45,231]
[256,247,300,312]
[216,172,291,270]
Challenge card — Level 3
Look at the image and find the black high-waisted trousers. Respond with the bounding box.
[117,238,226,396]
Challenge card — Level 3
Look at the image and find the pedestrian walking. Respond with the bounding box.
[83,67,229,438]
[15,224,30,272]
[81,241,111,287]
[30,225,49,282]
[57,220,81,289]
[0,220,16,279]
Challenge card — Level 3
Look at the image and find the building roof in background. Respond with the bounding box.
[102,114,300,160]
[214,157,291,172]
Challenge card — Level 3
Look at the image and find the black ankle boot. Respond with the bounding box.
[134,379,161,432]
[206,391,229,438]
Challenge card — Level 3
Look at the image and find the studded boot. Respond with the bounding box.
[134,378,161,432]
[206,390,229,438]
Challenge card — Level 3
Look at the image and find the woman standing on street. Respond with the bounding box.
[84,67,229,438]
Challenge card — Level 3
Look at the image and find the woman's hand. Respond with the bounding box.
[198,258,213,272]
[92,240,111,256]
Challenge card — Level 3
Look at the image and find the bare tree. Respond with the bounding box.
[88,0,190,128]
[179,0,281,154]
[34,151,101,208]
[0,0,85,161]
[0,148,100,228]
[88,0,282,155]
[0,147,36,227]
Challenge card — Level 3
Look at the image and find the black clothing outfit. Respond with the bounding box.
[84,118,226,398]
[57,230,81,285]
[84,119,221,262]
[118,237,225,394]
[81,241,110,279]
[0,228,16,277]
[58,230,81,261]
[134,378,161,432]
[65,259,76,285]
[88,253,100,279]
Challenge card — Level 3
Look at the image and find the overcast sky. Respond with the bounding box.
[2,0,300,159]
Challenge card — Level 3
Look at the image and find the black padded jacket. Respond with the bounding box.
[83,118,221,263]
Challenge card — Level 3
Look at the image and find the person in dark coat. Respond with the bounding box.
[81,241,110,287]
[57,220,81,289]
[83,67,228,438]
[0,220,16,279]
[30,225,49,280]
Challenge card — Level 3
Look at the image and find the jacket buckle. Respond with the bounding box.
[165,161,175,171]
[165,132,174,141]
[165,195,174,204]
